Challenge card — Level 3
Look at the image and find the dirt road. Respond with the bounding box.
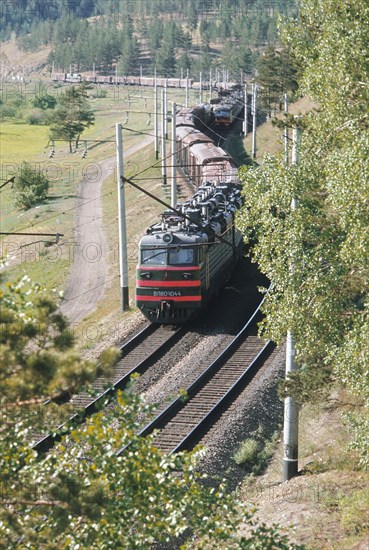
[60,135,154,324]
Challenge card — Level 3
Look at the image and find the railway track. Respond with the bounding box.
[117,299,274,456]
[33,322,186,453]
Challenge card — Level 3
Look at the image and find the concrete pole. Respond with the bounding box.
[154,85,159,160]
[284,94,289,165]
[282,125,302,482]
[199,71,203,103]
[209,69,212,101]
[161,89,167,186]
[283,331,298,481]
[116,123,129,311]
[252,83,257,159]
[243,84,248,135]
[171,102,177,207]
[164,84,168,139]
[185,77,189,108]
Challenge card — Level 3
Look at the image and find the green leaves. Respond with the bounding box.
[0,278,301,548]
[49,84,95,153]
[13,161,49,210]
[238,0,369,466]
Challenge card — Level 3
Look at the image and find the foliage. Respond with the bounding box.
[8,1,297,77]
[0,279,301,548]
[49,84,94,153]
[256,47,299,114]
[234,428,280,475]
[237,0,369,466]
[32,94,57,110]
[339,487,369,535]
[13,162,49,209]
[0,277,110,405]
[234,438,260,466]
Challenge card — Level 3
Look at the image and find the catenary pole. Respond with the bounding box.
[252,83,257,159]
[161,89,167,186]
[282,125,302,482]
[164,83,168,139]
[171,102,177,207]
[284,94,289,165]
[243,84,248,136]
[116,123,129,311]
[154,85,159,160]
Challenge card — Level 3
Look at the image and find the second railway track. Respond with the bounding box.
[33,322,186,453]
[117,298,274,456]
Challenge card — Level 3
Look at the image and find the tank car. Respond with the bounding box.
[136,180,244,323]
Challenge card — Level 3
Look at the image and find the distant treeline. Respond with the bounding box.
[1,0,297,80]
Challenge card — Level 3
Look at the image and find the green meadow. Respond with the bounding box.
[0,81,198,308]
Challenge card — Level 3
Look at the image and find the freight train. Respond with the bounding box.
[212,91,244,127]
[136,96,244,324]
[51,72,239,90]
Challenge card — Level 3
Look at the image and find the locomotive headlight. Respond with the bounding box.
[141,272,152,279]
[182,272,193,280]
[163,233,173,243]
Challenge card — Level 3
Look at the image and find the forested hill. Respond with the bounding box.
[0,0,297,78]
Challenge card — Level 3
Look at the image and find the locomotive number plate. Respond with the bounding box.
[153,291,182,297]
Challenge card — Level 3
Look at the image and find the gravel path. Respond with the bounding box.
[60,135,154,324]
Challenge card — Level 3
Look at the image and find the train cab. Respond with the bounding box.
[136,226,208,323]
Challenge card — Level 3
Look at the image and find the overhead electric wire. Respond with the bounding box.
[1,92,246,253]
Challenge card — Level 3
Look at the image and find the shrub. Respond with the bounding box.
[340,488,369,534]
[0,105,17,120]
[13,162,49,209]
[234,429,280,474]
[26,109,51,125]
[234,438,260,466]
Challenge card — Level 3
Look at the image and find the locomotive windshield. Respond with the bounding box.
[141,248,167,265]
[169,248,194,264]
[141,247,195,265]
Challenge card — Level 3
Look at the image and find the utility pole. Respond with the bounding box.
[161,89,167,186]
[209,69,212,101]
[185,77,189,108]
[251,83,257,159]
[116,123,129,311]
[284,94,289,165]
[154,85,159,160]
[164,84,168,139]
[282,125,302,482]
[243,84,248,136]
[171,102,177,207]
[199,71,203,103]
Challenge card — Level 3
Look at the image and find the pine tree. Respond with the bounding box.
[49,84,95,153]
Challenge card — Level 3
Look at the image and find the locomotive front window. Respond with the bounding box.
[169,248,194,265]
[141,248,167,265]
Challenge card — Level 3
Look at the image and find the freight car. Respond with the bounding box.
[135,85,244,323]
[51,73,194,88]
[136,180,244,323]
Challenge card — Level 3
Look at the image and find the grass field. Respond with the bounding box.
[0,81,202,300]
